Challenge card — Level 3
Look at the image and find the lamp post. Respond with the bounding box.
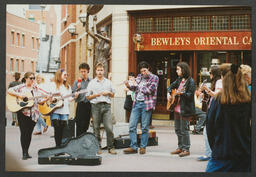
[68,23,78,36]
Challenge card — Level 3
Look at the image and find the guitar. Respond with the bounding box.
[200,79,210,112]
[6,92,59,113]
[166,87,185,111]
[38,89,88,116]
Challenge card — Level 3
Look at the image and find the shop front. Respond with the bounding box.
[128,6,252,118]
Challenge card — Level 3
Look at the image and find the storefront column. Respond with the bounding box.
[111,8,129,122]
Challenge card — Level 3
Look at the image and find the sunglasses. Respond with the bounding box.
[29,77,35,80]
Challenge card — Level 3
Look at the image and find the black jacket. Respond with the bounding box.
[206,98,251,161]
[168,77,196,117]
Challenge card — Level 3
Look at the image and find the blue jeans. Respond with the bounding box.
[35,115,47,132]
[203,126,212,157]
[129,101,152,150]
[50,113,69,121]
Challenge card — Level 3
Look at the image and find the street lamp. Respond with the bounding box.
[68,23,78,36]
[79,13,87,27]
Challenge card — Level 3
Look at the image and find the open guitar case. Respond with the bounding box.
[38,132,102,166]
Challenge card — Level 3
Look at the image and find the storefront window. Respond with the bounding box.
[231,15,250,30]
[155,17,171,32]
[192,16,209,31]
[173,16,190,32]
[211,16,229,30]
[136,18,153,33]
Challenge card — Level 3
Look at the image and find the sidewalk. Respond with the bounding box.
[5,111,208,172]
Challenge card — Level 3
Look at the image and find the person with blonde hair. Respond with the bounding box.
[33,74,48,135]
[47,69,72,147]
[206,64,251,172]
[240,64,251,92]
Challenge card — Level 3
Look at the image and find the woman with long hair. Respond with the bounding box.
[48,69,72,147]
[33,74,48,135]
[206,64,251,172]
[8,72,49,160]
[168,62,196,157]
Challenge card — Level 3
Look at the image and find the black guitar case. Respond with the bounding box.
[38,132,102,166]
[114,136,159,149]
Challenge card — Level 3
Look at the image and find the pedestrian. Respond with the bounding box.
[123,72,135,123]
[168,61,195,157]
[197,65,222,161]
[86,62,117,155]
[192,87,206,135]
[72,63,91,137]
[206,64,251,172]
[240,64,251,92]
[8,72,22,126]
[7,72,50,160]
[123,61,159,155]
[33,74,48,135]
[47,69,72,147]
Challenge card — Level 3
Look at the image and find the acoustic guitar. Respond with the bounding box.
[38,89,88,116]
[166,88,185,111]
[6,92,50,113]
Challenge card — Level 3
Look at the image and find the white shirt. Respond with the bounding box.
[47,82,72,115]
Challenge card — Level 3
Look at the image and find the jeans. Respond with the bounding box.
[203,126,212,157]
[50,113,69,121]
[35,115,47,132]
[129,101,152,150]
[194,107,206,132]
[91,103,114,149]
[174,112,190,151]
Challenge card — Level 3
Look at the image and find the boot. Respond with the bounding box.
[52,120,62,147]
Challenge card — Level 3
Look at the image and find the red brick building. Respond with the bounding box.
[6,12,40,89]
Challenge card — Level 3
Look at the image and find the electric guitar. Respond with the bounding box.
[38,89,88,116]
[6,92,59,113]
[166,87,185,111]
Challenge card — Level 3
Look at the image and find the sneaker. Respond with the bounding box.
[139,148,146,154]
[170,149,182,155]
[179,150,190,157]
[43,126,48,133]
[197,155,210,161]
[33,132,42,135]
[108,148,117,155]
[123,147,138,154]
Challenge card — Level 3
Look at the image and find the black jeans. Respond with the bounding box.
[17,111,36,154]
[75,102,91,137]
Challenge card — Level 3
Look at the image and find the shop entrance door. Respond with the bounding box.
[137,51,181,115]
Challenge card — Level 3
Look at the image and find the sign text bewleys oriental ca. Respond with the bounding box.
[138,32,251,51]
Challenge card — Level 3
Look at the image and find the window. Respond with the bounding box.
[11,31,15,45]
[155,17,171,32]
[16,33,20,46]
[16,59,19,72]
[21,60,24,72]
[211,16,229,30]
[10,58,14,72]
[31,61,34,72]
[32,37,35,49]
[192,16,209,31]
[173,16,190,32]
[136,18,153,33]
[231,15,250,30]
[22,34,25,47]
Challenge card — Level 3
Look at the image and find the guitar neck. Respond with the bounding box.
[58,89,87,100]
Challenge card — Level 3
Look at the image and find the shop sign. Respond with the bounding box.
[137,31,251,51]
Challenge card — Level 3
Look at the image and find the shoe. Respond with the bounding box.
[43,126,48,133]
[22,152,32,160]
[170,149,182,155]
[197,155,210,161]
[11,121,15,126]
[123,147,138,154]
[192,130,200,135]
[179,150,190,157]
[33,132,42,135]
[108,148,117,155]
[139,148,146,154]
[97,148,102,155]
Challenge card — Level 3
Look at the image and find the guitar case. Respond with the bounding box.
[38,132,102,166]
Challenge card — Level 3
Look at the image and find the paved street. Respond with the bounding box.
[5,111,208,172]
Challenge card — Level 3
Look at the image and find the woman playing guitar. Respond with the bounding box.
[7,72,50,160]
